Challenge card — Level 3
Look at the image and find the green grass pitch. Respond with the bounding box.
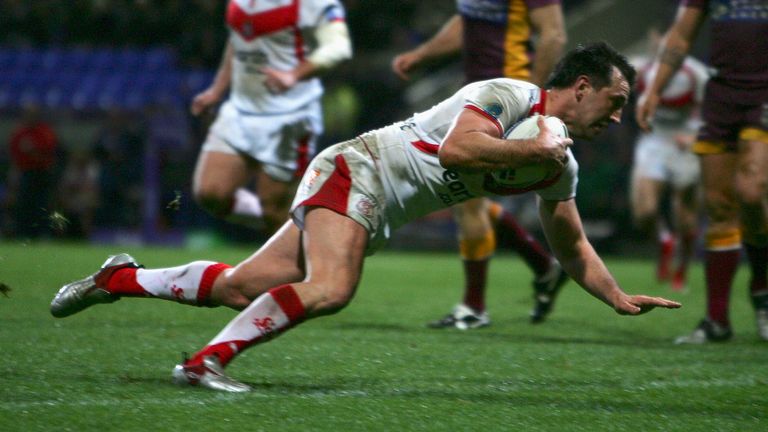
[0,241,766,431]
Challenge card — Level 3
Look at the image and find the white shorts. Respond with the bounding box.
[291,135,389,255]
[202,99,323,182]
[632,132,700,189]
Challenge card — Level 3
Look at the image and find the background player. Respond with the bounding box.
[52,42,681,392]
[190,0,352,234]
[636,0,768,343]
[629,28,709,292]
[391,0,568,329]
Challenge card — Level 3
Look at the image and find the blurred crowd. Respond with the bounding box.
[0,0,635,249]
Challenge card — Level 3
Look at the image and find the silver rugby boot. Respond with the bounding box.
[172,355,252,393]
[50,253,139,318]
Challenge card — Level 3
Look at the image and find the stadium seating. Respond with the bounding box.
[0,47,214,113]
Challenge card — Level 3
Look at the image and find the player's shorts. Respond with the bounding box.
[633,132,700,189]
[693,79,768,154]
[202,99,323,182]
[291,133,389,256]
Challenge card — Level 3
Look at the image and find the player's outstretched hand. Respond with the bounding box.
[613,294,682,316]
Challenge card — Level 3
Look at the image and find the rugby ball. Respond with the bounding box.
[485,115,569,191]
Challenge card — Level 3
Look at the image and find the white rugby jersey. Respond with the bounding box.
[634,56,710,135]
[372,78,578,230]
[226,0,345,114]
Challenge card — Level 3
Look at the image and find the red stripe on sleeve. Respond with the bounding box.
[464,104,503,136]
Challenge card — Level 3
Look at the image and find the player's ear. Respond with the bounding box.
[575,75,591,102]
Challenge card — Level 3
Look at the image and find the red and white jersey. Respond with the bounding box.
[226,0,345,113]
[634,55,710,135]
[374,78,577,228]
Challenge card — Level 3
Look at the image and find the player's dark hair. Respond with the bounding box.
[545,41,636,90]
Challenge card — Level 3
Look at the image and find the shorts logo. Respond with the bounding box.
[355,196,375,218]
[305,169,321,190]
[171,285,184,300]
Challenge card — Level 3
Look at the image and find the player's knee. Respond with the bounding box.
[193,186,233,216]
[212,268,253,310]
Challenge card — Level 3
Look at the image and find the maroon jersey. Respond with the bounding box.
[682,0,768,89]
[457,0,561,83]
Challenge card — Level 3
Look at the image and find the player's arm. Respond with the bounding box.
[263,11,352,93]
[528,4,567,86]
[636,5,705,131]
[439,110,571,173]
[538,198,681,315]
[391,14,463,80]
[190,40,233,115]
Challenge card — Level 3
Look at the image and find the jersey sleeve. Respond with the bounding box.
[463,81,534,136]
[536,149,578,201]
[302,0,346,26]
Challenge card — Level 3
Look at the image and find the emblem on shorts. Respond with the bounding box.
[355,196,376,219]
[305,169,321,190]
[484,103,503,118]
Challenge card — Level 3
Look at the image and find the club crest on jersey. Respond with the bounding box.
[484,103,503,118]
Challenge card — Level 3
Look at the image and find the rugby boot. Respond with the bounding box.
[674,318,733,344]
[50,253,139,318]
[530,260,569,323]
[172,355,251,393]
[427,303,490,330]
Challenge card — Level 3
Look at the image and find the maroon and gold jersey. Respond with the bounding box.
[682,0,768,89]
[457,0,561,83]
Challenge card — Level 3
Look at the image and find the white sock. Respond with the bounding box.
[232,188,263,218]
[209,290,292,345]
[136,261,229,305]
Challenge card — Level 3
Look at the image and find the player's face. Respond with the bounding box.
[570,67,630,139]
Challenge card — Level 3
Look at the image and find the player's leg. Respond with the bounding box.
[254,167,299,234]
[669,183,700,292]
[174,208,369,391]
[631,173,672,281]
[630,137,674,282]
[675,152,739,344]
[735,133,768,340]
[487,199,567,323]
[49,219,306,317]
[192,144,260,226]
[428,197,493,329]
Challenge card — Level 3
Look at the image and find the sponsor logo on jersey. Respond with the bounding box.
[438,169,474,205]
[484,103,503,118]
